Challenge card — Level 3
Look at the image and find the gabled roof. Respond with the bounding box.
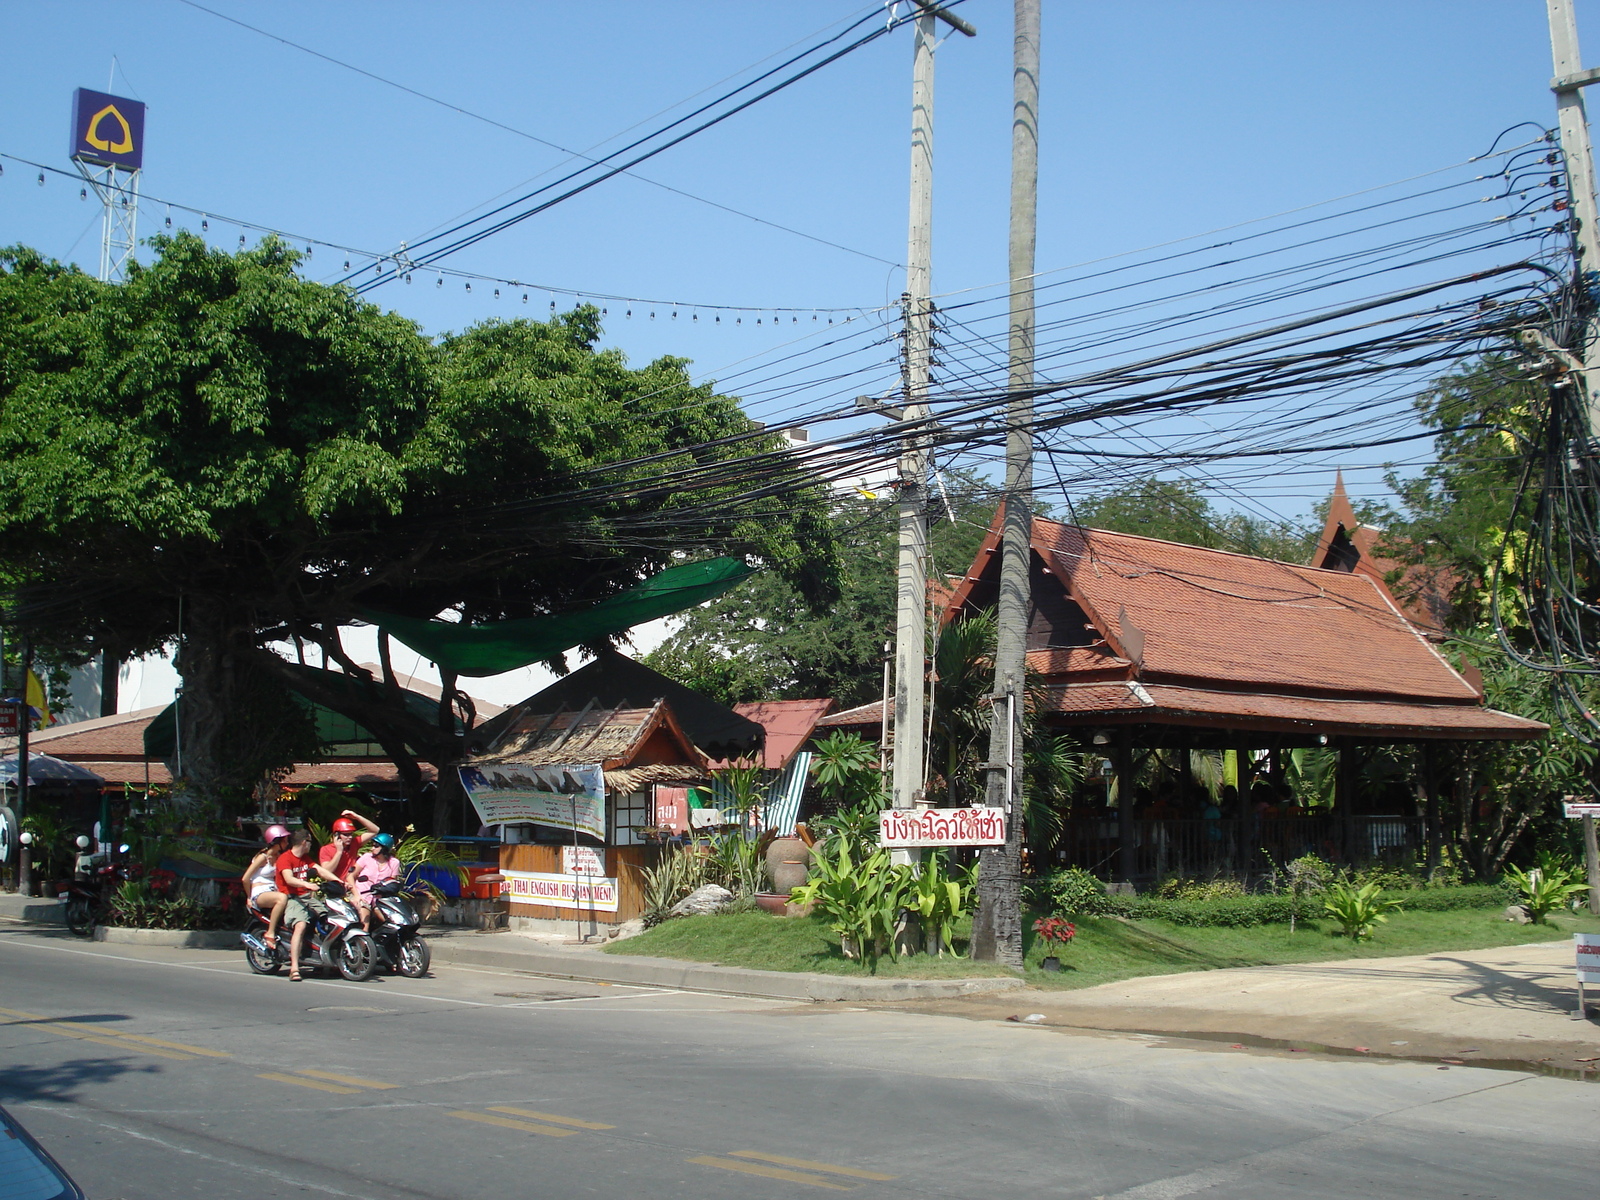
[943,509,1543,743]
[1310,472,1452,635]
[709,699,835,770]
[469,649,762,761]
[469,698,707,774]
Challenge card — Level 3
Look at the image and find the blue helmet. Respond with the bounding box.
[372,832,396,850]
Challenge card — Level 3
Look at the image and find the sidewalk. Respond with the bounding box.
[895,940,1600,1074]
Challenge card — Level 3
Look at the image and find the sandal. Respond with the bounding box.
[263,934,277,949]
[289,971,303,982]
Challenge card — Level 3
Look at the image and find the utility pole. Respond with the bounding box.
[890,2,975,861]
[972,0,1039,966]
[1549,0,1600,430]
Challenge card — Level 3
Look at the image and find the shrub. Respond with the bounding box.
[1023,880,1506,928]
[1503,864,1589,924]
[1029,868,1112,916]
[1323,880,1403,941]
[1156,876,1246,902]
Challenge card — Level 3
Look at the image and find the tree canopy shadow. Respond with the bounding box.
[0,1055,159,1104]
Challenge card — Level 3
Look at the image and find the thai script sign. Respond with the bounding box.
[459,762,605,841]
[1562,801,1600,818]
[562,845,606,876]
[70,88,145,170]
[879,807,1006,848]
[1577,933,1600,984]
[501,869,619,913]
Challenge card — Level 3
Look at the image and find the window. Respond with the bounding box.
[608,790,650,846]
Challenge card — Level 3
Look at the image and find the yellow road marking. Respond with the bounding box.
[688,1156,853,1190]
[0,1006,227,1059]
[487,1106,613,1130]
[257,1072,362,1094]
[449,1111,577,1137]
[296,1069,397,1090]
[728,1151,898,1181]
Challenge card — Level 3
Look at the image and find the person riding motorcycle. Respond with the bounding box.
[352,832,403,930]
[277,830,344,982]
[242,825,292,949]
[320,810,379,892]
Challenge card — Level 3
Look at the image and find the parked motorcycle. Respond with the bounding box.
[240,880,377,981]
[59,835,130,937]
[365,880,432,978]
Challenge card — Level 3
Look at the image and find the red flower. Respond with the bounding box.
[1032,916,1077,945]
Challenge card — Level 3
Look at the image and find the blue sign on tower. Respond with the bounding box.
[69,88,145,170]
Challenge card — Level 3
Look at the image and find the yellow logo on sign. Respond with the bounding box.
[84,103,134,154]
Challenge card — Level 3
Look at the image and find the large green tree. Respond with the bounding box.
[0,236,838,822]
[1073,477,1315,562]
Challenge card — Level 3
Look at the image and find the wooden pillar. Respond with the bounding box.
[1236,737,1253,878]
[1116,730,1135,883]
[1335,740,1357,864]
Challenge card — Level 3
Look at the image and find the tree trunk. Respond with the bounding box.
[170,597,312,811]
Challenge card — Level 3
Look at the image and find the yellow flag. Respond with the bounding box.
[25,669,52,727]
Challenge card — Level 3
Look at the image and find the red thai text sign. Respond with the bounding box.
[879,807,1006,848]
[1577,933,1600,985]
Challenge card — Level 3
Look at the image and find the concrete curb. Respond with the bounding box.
[91,926,240,950]
[427,936,1025,1002]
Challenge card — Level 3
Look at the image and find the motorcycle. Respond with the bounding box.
[59,836,130,937]
[364,880,432,978]
[240,880,377,981]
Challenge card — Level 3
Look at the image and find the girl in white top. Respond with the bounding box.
[242,825,292,948]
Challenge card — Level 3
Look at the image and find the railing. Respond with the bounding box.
[1050,815,1426,881]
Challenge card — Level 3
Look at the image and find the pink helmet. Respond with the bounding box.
[264,824,291,844]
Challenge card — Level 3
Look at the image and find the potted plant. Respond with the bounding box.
[1032,915,1076,970]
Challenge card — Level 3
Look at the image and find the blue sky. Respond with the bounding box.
[2,1,1594,705]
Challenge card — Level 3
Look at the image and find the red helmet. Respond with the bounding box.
[264,824,291,844]
[331,817,358,834]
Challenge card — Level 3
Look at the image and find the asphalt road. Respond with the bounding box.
[0,924,1595,1200]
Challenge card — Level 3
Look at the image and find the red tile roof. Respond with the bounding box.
[708,699,836,769]
[1309,473,1452,635]
[938,510,1546,743]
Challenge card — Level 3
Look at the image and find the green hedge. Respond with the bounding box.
[1026,869,1512,928]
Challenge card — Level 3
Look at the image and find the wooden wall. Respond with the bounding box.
[499,843,651,924]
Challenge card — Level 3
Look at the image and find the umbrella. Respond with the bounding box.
[0,753,106,787]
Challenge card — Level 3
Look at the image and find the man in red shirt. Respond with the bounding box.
[277,829,340,981]
[319,809,379,890]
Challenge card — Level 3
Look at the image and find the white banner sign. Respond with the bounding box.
[1562,801,1600,818]
[460,763,605,841]
[879,807,1006,848]
[1577,933,1600,984]
[500,869,619,913]
[562,845,606,876]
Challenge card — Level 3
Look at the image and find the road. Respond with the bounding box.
[0,924,1594,1200]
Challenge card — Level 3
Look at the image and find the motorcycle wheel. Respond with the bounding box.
[65,897,94,938]
[244,942,281,975]
[397,937,431,979]
[335,931,377,982]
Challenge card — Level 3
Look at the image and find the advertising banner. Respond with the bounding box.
[1577,933,1600,984]
[500,869,619,913]
[459,762,605,841]
[879,807,1006,848]
[70,88,145,169]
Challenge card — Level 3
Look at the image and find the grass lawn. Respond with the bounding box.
[604,906,1600,988]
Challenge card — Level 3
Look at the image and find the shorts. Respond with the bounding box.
[284,894,330,926]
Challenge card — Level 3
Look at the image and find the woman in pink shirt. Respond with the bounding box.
[352,832,403,930]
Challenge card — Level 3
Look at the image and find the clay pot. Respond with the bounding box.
[764,836,811,894]
[753,892,790,916]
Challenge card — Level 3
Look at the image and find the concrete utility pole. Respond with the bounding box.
[890,2,974,860]
[972,0,1039,966]
[1549,0,1600,431]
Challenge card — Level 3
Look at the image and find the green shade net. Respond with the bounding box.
[142,674,455,761]
[359,556,756,678]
